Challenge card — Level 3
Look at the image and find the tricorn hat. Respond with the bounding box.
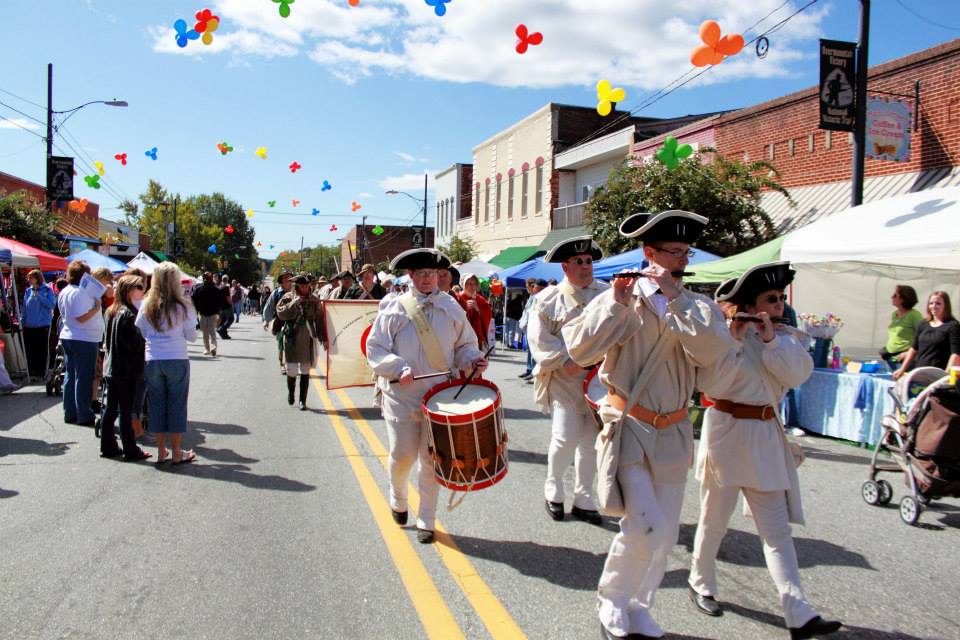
[714,261,795,306]
[335,270,355,280]
[619,210,708,244]
[357,263,376,275]
[543,236,603,263]
[292,273,310,285]
[389,248,452,271]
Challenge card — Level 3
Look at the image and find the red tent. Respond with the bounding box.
[0,237,68,272]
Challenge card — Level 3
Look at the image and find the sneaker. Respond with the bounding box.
[787,427,806,437]
[518,372,532,379]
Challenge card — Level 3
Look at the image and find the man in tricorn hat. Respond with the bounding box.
[276,273,322,410]
[365,248,488,544]
[527,236,609,526]
[330,271,354,300]
[563,211,735,640]
[345,263,386,300]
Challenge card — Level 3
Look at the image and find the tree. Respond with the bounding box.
[269,244,341,279]
[439,235,478,263]
[586,150,792,257]
[0,190,60,252]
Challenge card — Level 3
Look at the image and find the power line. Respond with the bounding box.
[0,99,45,126]
[0,113,45,139]
[0,86,47,110]
[893,0,960,31]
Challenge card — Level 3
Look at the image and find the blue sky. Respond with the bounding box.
[1,0,959,258]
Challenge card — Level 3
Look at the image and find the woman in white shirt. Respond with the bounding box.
[135,263,198,465]
[58,261,104,426]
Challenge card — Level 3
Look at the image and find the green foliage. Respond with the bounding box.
[0,190,60,252]
[438,235,478,263]
[269,244,341,280]
[586,150,791,257]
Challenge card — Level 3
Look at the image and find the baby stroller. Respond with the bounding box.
[861,366,960,526]
[45,340,65,397]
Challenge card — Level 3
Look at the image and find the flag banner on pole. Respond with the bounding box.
[324,300,379,390]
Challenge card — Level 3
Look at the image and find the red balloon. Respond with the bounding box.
[224,224,235,234]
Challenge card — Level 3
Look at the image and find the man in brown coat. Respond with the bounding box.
[277,274,322,410]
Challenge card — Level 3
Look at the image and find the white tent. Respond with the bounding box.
[457,259,500,278]
[126,251,160,274]
[781,186,960,357]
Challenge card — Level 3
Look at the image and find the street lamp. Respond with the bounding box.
[385,173,429,248]
[45,63,128,209]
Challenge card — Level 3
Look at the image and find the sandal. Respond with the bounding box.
[172,450,196,465]
[156,451,170,465]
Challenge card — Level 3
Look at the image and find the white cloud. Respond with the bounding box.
[151,0,827,90]
[394,150,428,163]
[379,172,437,192]
[358,192,375,199]
[0,117,41,131]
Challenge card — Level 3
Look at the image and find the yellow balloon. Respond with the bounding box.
[246,210,254,218]
[597,100,612,117]
[255,147,267,160]
[94,160,105,176]
[610,88,626,102]
[207,18,219,33]
[202,31,213,45]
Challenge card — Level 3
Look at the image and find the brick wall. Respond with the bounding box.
[340,224,435,272]
[715,39,960,189]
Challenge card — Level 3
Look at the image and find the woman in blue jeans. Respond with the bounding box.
[58,261,103,426]
[135,263,198,465]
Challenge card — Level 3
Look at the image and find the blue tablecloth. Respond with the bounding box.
[795,369,894,445]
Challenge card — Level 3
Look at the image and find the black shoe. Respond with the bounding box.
[64,417,77,424]
[599,623,657,640]
[689,587,722,617]
[789,616,842,640]
[571,506,603,525]
[391,510,408,525]
[518,372,532,379]
[545,500,564,521]
[94,418,101,438]
[299,401,306,411]
[99,449,123,459]
[417,528,435,544]
[287,376,296,406]
[77,419,96,428]
[299,374,309,410]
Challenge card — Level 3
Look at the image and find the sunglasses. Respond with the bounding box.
[568,257,593,266]
[764,294,788,304]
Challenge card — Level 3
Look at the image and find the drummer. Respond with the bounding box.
[365,248,488,544]
[562,210,734,640]
[528,236,609,525]
[690,262,842,639]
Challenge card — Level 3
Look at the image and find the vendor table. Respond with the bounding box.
[795,368,894,446]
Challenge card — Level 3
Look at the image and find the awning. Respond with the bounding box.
[536,225,588,252]
[685,236,786,284]
[55,215,101,245]
[147,250,170,262]
[0,237,67,272]
[488,246,543,269]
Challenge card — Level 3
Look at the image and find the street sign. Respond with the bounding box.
[411,225,425,249]
[47,155,74,202]
[173,237,186,256]
[819,39,857,132]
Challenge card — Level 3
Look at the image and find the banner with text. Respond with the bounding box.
[819,39,857,132]
[866,96,912,162]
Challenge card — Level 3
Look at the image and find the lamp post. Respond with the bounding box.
[386,173,430,248]
[46,62,128,210]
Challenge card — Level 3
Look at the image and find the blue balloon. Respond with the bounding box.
[208,244,217,254]
[174,18,200,48]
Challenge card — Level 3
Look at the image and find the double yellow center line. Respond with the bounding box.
[312,375,526,640]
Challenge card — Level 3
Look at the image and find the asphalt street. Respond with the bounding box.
[2,318,959,640]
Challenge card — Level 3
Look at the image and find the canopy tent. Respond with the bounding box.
[488,246,543,269]
[0,237,67,272]
[457,259,501,278]
[685,237,786,284]
[496,257,564,288]
[69,249,129,274]
[593,245,722,281]
[125,251,160,274]
[778,186,960,358]
[0,247,38,269]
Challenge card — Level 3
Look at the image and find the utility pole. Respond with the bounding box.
[172,196,178,256]
[360,215,367,264]
[423,173,429,247]
[851,0,871,207]
[298,236,304,271]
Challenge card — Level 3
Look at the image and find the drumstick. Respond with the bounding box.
[611,271,695,279]
[388,371,451,384]
[452,344,496,400]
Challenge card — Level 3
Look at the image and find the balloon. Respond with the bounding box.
[289,161,302,173]
[84,175,101,189]
[255,147,267,159]
[269,244,275,249]
[68,198,89,213]
[267,200,276,207]
[515,24,543,54]
[691,19,744,67]
[348,0,360,5]
[256,241,262,247]
[655,136,694,170]
[217,141,233,155]
[372,225,384,236]
[596,80,626,117]
[321,180,332,191]
[195,10,220,46]
[351,201,362,212]
[329,224,338,232]
[208,244,217,254]
[292,199,300,207]
[173,19,200,48]
[273,0,294,18]
[114,153,127,165]
[311,208,320,216]
[425,0,450,17]
[94,160,105,176]
[246,210,254,218]
[224,225,235,234]
[145,147,158,160]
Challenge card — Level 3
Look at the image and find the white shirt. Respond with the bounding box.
[58,285,104,343]
[636,278,668,318]
[135,305,197,361]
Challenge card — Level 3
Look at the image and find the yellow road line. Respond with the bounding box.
[312,378,465,640]
[334,388,527,640]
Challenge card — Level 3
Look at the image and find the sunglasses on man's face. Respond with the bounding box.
[568,257,593,266]
[764,294,788,304]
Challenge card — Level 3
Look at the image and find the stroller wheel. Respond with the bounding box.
[877,479,893,505]
[899,495,921,526]
[861,480,881,506]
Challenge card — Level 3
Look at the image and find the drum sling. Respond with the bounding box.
[398,292,448,373]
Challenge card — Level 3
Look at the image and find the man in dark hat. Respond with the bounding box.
[276,273,322,410]
[528,236,609,526]
[436,265,460,296]
[330,271,355,300]
[365,248,488,544]
[562,211,736,640]
[345,263,386,300]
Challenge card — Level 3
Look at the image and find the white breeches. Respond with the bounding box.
[386,418,439,531]
[598,462,686,638]
[544,400,598,509]
[689,472,817,629]
[285,362,311,377]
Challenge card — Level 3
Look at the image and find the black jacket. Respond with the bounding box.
[191,282,223,317]
[104,306,145,380]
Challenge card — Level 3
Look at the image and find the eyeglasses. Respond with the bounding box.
[652,247,695,259]
[412,269,438,277]
[568,257,593,266]
[764,294,788,304]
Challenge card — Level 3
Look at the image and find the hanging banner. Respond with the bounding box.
[324,299,379,390]
[47,155,75,202]
[866,96,912,162]
[819,39,857,132]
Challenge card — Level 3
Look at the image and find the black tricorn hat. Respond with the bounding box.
[448,265,461,286]
[389,248,452,271]
[619,210,708,244]
[335,270,355,280]
[543,236,603,263]
[715,261,795,306]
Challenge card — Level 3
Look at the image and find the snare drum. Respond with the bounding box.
[421,379,508,492]
[583,366,605,431]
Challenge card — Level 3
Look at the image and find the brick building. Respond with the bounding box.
[340,224,435,273]
[0,170,102,252]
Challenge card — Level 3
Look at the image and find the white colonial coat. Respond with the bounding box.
[562,286,734,483]
[527,279,609,414]
[366,288,482,423]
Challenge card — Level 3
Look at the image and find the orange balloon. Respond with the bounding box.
[699,20,721,47]
[691,45,724,67]
[717,34,745,56]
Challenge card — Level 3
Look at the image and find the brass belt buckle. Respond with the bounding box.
[761,406,774,420]
[652,413,668,429]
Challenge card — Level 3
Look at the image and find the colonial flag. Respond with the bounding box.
[324,300,380,390]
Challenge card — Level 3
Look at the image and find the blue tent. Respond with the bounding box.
[497,257,564,287]
[592,245,721,280]
[68,249,129,273]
